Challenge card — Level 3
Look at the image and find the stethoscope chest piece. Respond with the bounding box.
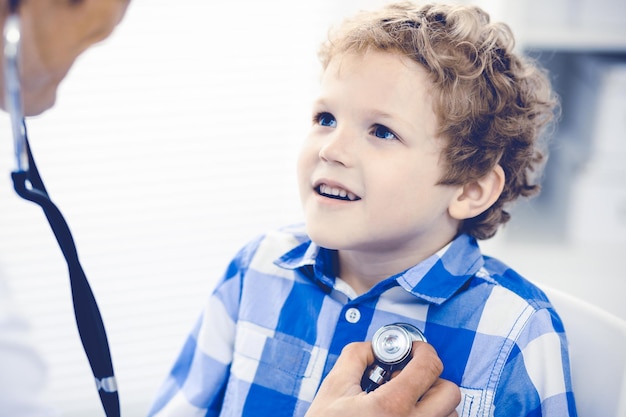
[361,323,426,392]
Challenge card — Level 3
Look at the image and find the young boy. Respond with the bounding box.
[149,2,576,416]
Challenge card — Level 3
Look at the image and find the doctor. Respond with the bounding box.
[0,2,130,415]
[0,1,460,416]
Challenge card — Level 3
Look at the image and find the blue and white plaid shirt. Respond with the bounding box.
[148,224,577,417]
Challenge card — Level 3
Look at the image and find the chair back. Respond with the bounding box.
[542,286,626,417]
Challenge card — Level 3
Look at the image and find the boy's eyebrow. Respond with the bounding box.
[367,108,439,141]
[311,98,432,134]
[312,97,331,109]
[312,99,415,129]
[365,108,396,121]
[365,108,416,132]
[312,98,397,120]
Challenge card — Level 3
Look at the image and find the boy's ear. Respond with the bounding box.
[448,165,505,220]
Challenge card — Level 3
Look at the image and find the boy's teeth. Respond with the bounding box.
[319,184,358,201]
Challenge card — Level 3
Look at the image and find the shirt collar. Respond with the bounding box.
[275,241,336,291]
[274,234,483,305]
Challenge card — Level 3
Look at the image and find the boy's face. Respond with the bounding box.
[297,50,462,265]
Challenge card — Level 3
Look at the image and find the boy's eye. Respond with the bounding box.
[371,124,397,141]
[315,112,337,128]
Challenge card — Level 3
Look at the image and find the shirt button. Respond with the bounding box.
[345,307,361,323]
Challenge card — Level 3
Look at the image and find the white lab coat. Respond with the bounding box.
[0,276,58,416]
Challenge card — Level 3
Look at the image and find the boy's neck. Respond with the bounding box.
[337,241,450,296]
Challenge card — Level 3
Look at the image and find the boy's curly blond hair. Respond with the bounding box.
[319,2,558,240]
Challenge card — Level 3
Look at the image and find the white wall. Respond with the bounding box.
[0,1,317,415]
[0,1,624,416]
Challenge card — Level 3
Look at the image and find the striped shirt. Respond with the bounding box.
[148,224,577,417]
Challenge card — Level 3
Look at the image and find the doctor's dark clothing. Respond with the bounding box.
[148,224,577,417]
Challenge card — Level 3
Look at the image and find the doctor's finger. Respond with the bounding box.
[414,378,461,417]
[375,341,443,404]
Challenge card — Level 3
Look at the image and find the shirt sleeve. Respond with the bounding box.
[493,306,577,416]
[148,243,253,417]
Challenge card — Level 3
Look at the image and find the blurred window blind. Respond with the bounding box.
[0,0,336,414]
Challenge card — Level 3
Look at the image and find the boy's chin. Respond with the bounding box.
[305,222,371,252]
[305,224,343,250]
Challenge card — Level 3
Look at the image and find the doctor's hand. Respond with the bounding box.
[305,341,460,417]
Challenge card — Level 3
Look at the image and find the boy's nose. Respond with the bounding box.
[318,128,355,167]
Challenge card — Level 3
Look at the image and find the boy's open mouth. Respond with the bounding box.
[316,184,361,201]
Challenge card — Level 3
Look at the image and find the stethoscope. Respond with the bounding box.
[3,3,119,417]
[361,323,427,393]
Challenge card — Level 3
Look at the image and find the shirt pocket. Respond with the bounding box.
[232,322,313,397]
[458,387,487,417]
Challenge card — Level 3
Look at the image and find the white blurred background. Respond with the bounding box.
[0,0,624,415]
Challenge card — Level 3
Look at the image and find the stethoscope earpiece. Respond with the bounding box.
[3,12,28,172]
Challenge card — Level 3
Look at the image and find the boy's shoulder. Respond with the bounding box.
[478,254,552,311]
[254,223,310,254]
[234,223,312,270]
[458,253,562,342]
